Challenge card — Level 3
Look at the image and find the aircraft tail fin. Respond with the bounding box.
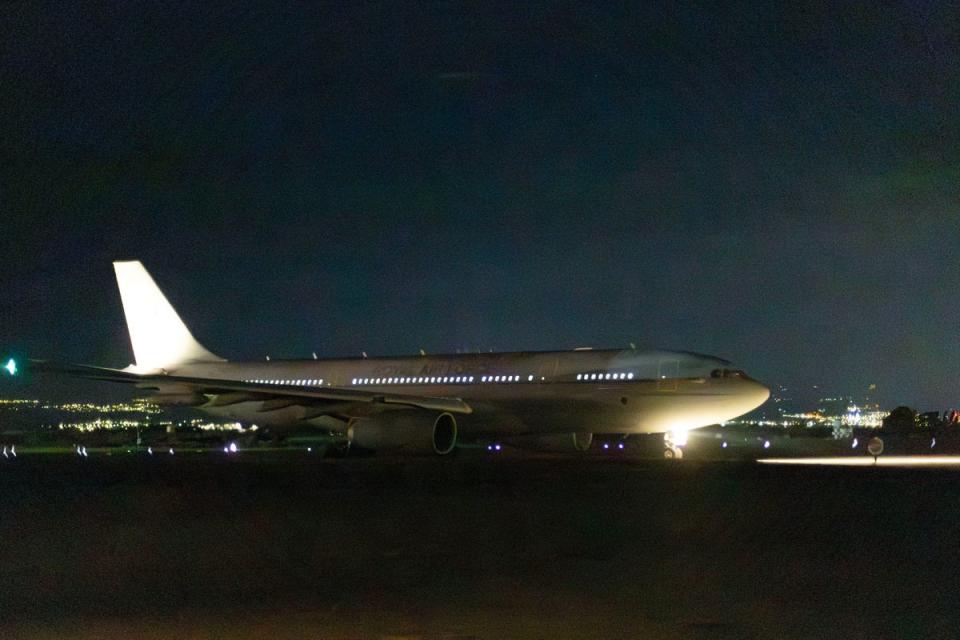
[112,261,224,370]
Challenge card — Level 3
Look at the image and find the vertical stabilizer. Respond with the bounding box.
[113,261,224,370]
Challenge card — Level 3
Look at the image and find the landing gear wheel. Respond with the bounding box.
[664,446,683,460]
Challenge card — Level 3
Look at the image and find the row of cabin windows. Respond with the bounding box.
[244,372,638,387]
[350,374,531,385]
[577,372,634,381]
[347,372,634,385]
[352,375,477,385]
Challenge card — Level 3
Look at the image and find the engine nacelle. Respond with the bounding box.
[347,411,458,455]
[504,431,593,453]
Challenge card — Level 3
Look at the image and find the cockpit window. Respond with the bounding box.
[711,368,747,379]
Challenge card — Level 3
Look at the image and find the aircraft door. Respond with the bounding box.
[538,357,559,382]
[657,358,679,391]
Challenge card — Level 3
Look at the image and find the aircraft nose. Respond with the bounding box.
[744,380,770,410]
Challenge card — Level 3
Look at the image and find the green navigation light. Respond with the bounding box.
[4,358,17,376]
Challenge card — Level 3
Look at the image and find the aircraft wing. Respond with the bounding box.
[28,360,473,416]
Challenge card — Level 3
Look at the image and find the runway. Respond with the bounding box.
[759,455,960,467]
[1,453,958,639]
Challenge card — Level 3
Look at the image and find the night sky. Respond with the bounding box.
[1,2,958,407]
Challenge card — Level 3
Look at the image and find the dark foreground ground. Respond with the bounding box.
[1,452,958,639]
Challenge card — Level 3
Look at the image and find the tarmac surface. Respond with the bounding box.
[1,451,958,639]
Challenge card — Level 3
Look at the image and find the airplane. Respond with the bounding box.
[9,261,769,457]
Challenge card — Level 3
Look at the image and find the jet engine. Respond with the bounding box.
[504,431,593,453]
[347,411,458,455]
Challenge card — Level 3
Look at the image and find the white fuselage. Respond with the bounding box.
[166,349,770,437]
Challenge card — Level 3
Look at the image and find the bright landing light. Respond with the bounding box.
[3,358,16,376]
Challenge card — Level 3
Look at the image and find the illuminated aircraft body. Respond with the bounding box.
[22,261,769,456]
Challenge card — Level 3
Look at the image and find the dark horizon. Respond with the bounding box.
[2,2,958,408]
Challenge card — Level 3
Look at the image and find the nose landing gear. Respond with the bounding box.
[663,432,684,459]
[663,446,683,459]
